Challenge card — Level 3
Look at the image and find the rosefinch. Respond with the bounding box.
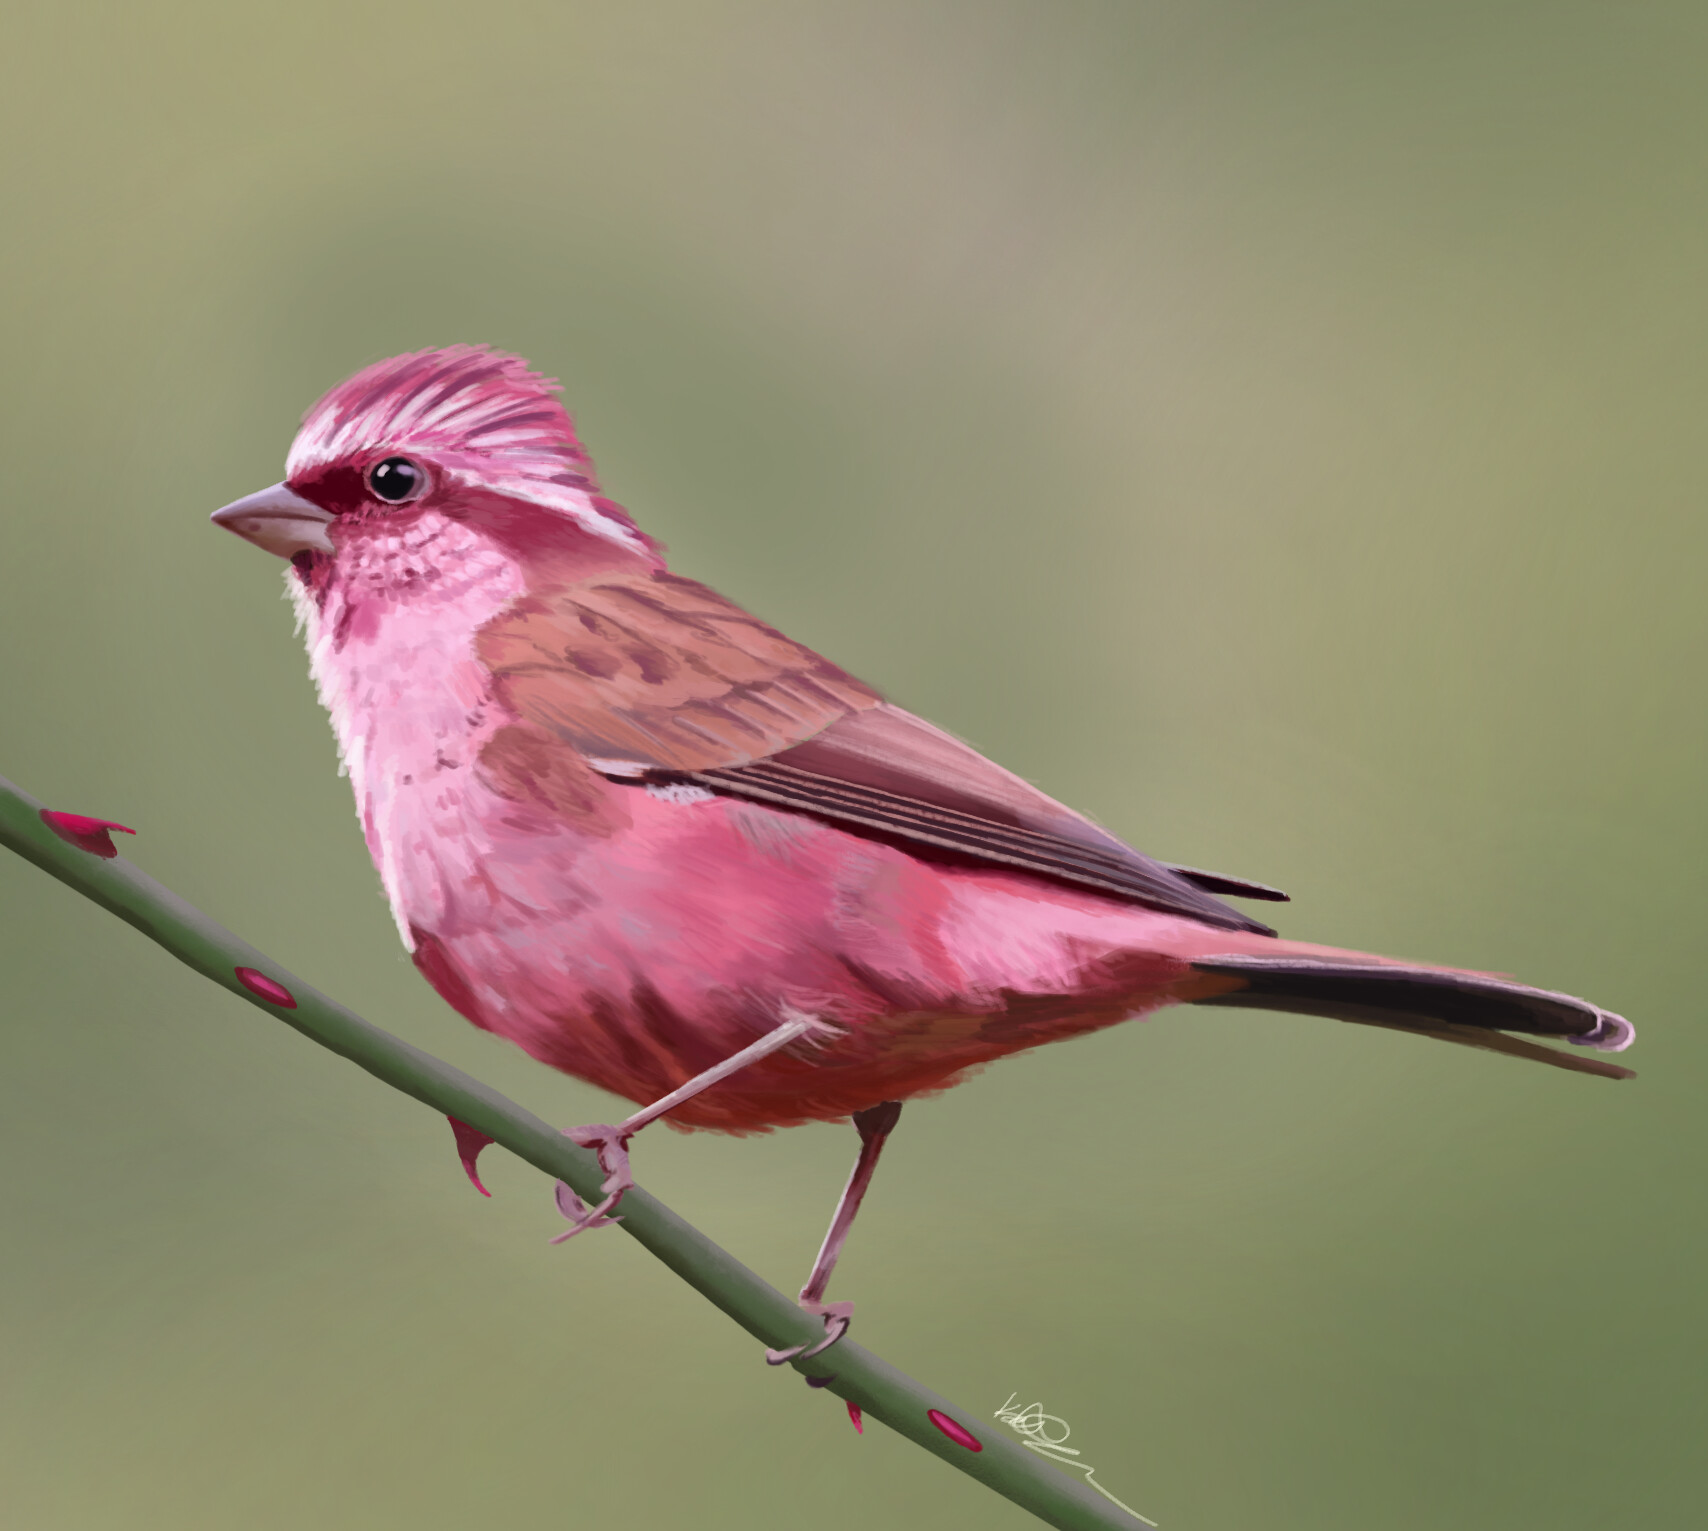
[212,346,1632,1358]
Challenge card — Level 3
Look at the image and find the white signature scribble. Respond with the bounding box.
[994,1393,1157,1526]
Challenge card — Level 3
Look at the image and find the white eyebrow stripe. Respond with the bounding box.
[442,466,648,550]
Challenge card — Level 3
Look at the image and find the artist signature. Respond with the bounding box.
[994,1393,1156,1526]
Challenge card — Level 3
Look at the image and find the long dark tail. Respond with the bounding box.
[1190,955,1636,1080]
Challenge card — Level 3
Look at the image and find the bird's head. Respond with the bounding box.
[211,345,659,576]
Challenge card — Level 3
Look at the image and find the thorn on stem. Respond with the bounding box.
[40,810,135,859]
[234,967,297,1008]
[448,1117,496,1196]
[928,1410,983,1452]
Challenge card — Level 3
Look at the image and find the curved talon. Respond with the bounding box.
[549,1124,633,1242]
[764,1300,854,1365]
[551,1179,621,1237]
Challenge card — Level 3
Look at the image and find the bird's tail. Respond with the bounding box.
[1188,954,1635,1079]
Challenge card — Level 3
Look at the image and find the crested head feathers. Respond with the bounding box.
[287,345,651,550]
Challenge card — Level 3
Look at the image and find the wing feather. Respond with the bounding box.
[476,572,881,771]
[477,581,1277,932]
[690,753,1273,933]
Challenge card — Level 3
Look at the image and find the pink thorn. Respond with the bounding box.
[847,1401,864,1434]
[927,1410,983,1452]
[448,1117,496,1196]
[234,967,297,1009]
[40,810,136,859]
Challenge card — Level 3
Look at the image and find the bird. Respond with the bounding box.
[211,344,1633,1360]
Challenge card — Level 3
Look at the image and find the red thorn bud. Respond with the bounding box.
[449,1117,496,1196]
[234,967,297,1008]
[40,810,136,859]
[927,1410,982,1451]
[847,1401,864,1434]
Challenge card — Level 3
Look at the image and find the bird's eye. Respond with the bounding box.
[366,457,427,504]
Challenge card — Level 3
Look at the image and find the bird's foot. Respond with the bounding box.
[549,1124,633,1241]
[764,1299,855,1365]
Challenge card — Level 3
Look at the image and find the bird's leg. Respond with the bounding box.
[552,1010,823,1241]
[765,1100,903,1364]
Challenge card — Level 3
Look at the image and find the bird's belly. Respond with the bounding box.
[390,772,1235,1131]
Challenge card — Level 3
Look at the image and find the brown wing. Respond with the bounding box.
[480,579,1276,933]
[690,704,1280,935]
[775,706,1285,899]
[475,571,882,771]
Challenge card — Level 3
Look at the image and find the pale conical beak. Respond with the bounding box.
[210,482,335,558]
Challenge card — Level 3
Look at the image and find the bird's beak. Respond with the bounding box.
[210,482,336,559]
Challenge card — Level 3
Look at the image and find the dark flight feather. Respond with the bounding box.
[685,758,1275,934]
[482,577,1286,933]
[1190,955,1635,1078]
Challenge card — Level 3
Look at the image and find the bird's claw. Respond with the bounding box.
[551,1179,622,1236]
[549,1124,633,1241]
[764,1299,855,1365]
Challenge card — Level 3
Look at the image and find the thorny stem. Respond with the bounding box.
[0,772,1151,1531]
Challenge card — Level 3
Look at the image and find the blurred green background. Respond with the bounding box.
[1,3,1701,1527]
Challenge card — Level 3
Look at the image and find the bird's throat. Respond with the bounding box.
[290,512,533,941]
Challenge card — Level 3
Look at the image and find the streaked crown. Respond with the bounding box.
[286,345,648,549]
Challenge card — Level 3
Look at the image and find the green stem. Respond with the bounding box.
[0,772,1151,1531]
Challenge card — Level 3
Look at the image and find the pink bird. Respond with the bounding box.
[212,345,1633,1360]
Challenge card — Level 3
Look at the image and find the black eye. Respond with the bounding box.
[366,457,426,503]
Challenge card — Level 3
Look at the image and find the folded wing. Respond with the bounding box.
[697,705,1277,933]
[476,571,881,771]
[477,575,1279,932]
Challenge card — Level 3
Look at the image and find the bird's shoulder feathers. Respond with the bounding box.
[475,570,881,772]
